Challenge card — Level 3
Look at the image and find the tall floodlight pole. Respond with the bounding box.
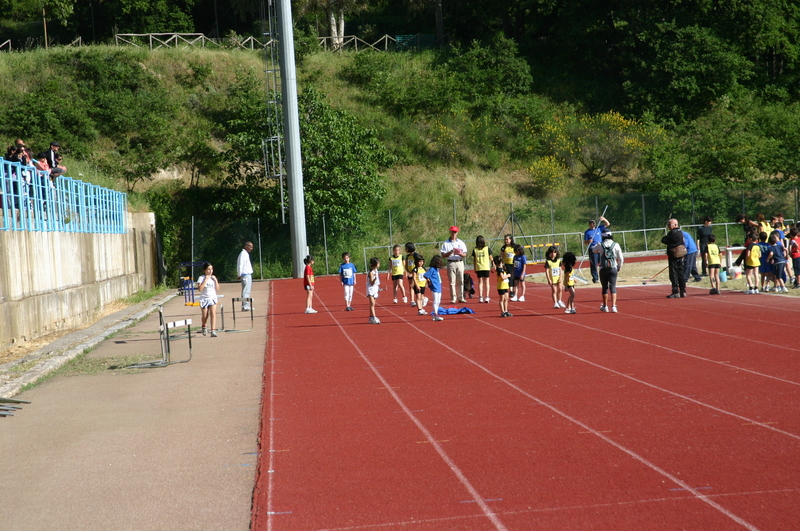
[277,0,308,278]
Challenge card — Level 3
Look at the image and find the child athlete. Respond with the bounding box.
[387,245,407,304]
[423,255,444,321]
[338,252,357,311]
[510,244,528,302]
[404,242,417,306]
[303,255,317,313]
[412,254,429,315]
[472,235,493,303]
[562,252,577,314]
[198,262,220,336]
[367,257,381,324]
[544,245,564,308]
[499,234,516,298]
[494,255,512,317]
[744,234,762,294]
[706,234,721,295]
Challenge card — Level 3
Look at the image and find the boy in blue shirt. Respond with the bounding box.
[338,252,357,311]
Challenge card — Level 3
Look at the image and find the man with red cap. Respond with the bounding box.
[440,225,468,303]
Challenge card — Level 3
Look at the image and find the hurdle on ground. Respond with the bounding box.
[126,306,193,369]
[0,397,31,417]
[219,297,254,333]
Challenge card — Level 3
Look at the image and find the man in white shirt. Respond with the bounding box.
[440,226,468,303]
[237,241,254,311]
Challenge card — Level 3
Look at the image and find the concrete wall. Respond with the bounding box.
[0,212,158,349]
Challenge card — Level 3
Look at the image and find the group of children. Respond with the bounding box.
[319,236,585,324]
[737,216,800,294]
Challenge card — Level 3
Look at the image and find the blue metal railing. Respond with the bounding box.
[0,157,126,234]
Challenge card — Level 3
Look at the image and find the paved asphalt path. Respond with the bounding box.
[0,280,269,530]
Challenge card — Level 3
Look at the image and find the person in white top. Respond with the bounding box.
[198,262,220,337]
[440,225,468,303]
[237,241,254,311]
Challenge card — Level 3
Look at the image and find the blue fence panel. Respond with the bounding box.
[0,157,127,234]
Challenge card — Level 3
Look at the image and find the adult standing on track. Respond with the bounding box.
[595,232,624,313]
[696,217,713,276]
[583,216,610,283]
[662,219,687,298]
[440,226,468,304]
[682,228,702,283]
[237,241,254,311]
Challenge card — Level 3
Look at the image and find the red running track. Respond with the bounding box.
[252,273,800,531]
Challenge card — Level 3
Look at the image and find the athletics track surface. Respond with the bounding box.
[252,272,800,531]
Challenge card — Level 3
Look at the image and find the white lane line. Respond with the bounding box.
[382,309,761,531]
[509,289,800,386]
[498,309,800,441]
[318,298,510,531]
[310,488,800,531]
[266,285,277,531]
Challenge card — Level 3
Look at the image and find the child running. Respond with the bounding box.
[706,234,721,295]
[387,245,407,304]
[367,257,381,324]
[511,244,528,302]
[494,255,512,317]
[338,252,357,311]
[562,252,577,314]
[544,245,564,308]
[197,262,220,337]
[404,243,417,306]
[303,255,317,313]
[472,235,493,303]
[423,255,444,321]
[412,254,429,315]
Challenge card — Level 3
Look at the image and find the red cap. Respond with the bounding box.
[449,226,459,232]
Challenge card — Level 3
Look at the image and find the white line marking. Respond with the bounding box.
[381,308,762,531]
[267,286,276,531]
[318,299,509,531]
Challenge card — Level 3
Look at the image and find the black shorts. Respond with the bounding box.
[744,265,757,271]
[392,274,403,280]
[708,264,720,269]
[497,289,508,295]
[416,286,426,295]
[476,270,490,278]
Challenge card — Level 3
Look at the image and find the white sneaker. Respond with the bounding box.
[422,297,429,307]
[557,301,565,308]
[210,330,218,337]
[403,297,408,303]
[411,300,417,307]
[485,298,490,303]
[433,315,444,321]
[611,306,618,313]
[601,305,610,313]
[553,303,560,309]
[393,298,398,304]
[305,308,317,314]
[600,304,607,312]
[373,317,381,324]
[201,327,207,336]
[518,296,525,302]
[564,308,572,314]
[478,296,484,303]
[571,308,577,314]
[418,309,426,315]
[510,296,518,302]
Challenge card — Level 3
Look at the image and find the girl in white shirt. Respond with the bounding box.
[198,262,220,337]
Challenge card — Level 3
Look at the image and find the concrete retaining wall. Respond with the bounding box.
[0,212,158,349]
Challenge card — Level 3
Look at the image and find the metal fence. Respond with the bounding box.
[0,158,126,234]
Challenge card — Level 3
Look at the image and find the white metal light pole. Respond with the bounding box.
[277,0,308,278]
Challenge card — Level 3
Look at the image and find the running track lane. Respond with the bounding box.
[252,275,800,530]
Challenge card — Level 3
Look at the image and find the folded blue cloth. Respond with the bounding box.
[433,306,476,315]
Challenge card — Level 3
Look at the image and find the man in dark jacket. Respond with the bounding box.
[662,218,686,298]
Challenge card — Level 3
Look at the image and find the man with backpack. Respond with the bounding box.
[594,232,624,313]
